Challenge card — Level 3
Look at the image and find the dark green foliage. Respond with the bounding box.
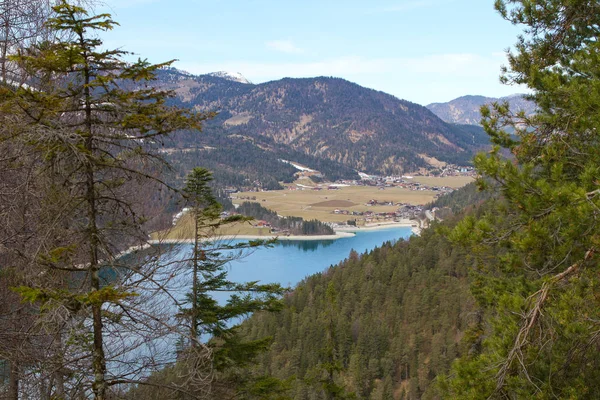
[309,175,324,184]
[165,137,296,190]
[448,124,491,146]
[240,213,478,399]
[181,168,286,352]
[168,168,288,398]
[442,1,600,398]
[164,131,361,191]
[237,202,334,236]
[1,3,208,397]
[427,182,494,215]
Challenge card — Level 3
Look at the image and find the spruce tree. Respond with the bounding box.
[177,167,286,397]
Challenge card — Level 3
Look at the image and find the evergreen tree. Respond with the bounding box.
[319,282,354,399]
[443,0,600,398]
[177,167,287,398]
[239,221,475,399]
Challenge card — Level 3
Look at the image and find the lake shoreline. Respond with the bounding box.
[149,220,419,245]
[149,231,355,244]
[336,220,420,235]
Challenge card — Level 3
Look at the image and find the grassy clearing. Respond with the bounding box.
[310,200,357,207]
[153,213,272,240]
[232,185,439,223]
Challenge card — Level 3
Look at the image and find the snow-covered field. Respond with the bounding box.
[280,159,317,172]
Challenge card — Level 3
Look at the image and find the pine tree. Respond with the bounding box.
[443,0,600,398]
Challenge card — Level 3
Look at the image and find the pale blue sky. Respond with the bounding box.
[99,0,526,105]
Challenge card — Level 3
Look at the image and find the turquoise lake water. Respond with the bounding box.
[212,226,413,289]
[118,226,413,291]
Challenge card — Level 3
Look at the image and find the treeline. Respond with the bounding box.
[238,1,600,399]
[237,202,334,236]
[163,130,360,193]
[166,143,294,191]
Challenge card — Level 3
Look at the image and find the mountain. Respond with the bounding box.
[156,68,490,177]
[426,94,536,125]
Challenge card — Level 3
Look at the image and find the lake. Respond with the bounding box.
[213,226,413,289]
[119,226,413,293]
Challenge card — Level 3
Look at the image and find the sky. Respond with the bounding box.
[99,0,528,106]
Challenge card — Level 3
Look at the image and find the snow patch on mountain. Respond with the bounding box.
[207,71,252,84]
[279,159,316,172]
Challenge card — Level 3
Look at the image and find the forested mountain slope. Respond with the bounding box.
[239,208,487,399]
[163,130,361,191]
[156,68,489,176]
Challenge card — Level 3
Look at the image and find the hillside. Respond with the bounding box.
[426,94,536,125]
[156,68,489,177]
[239,211,480,399]
[163,129,361,191]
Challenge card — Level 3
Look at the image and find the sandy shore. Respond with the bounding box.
[149,231,356,245]
[147,219,423,246]
[336,220,421,236]
[149,220,423,245]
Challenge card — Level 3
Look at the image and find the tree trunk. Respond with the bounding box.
[191,208,199,346]
[8,360,19,400]
[1,2,10,83]
[54,329,66,399]
[81,38,106,399]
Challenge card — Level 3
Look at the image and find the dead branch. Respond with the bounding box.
[493,248,595,397]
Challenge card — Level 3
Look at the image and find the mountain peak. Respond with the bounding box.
[426,94,535,125]
[207,71,252,84]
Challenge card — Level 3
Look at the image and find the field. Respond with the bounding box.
[408,175,475,188]
[233,185,440,223]
[153,214,272,240]
[155,177,475,239]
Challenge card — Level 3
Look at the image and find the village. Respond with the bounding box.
[231,162,476,196]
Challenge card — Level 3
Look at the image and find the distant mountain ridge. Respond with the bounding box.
[207,71,252,84]
[426,94,536,125]
[155,68,490,178]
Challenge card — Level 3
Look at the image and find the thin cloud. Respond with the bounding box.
[374,0,455,13]
[266,40,304,54]
[179,53,503,80]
